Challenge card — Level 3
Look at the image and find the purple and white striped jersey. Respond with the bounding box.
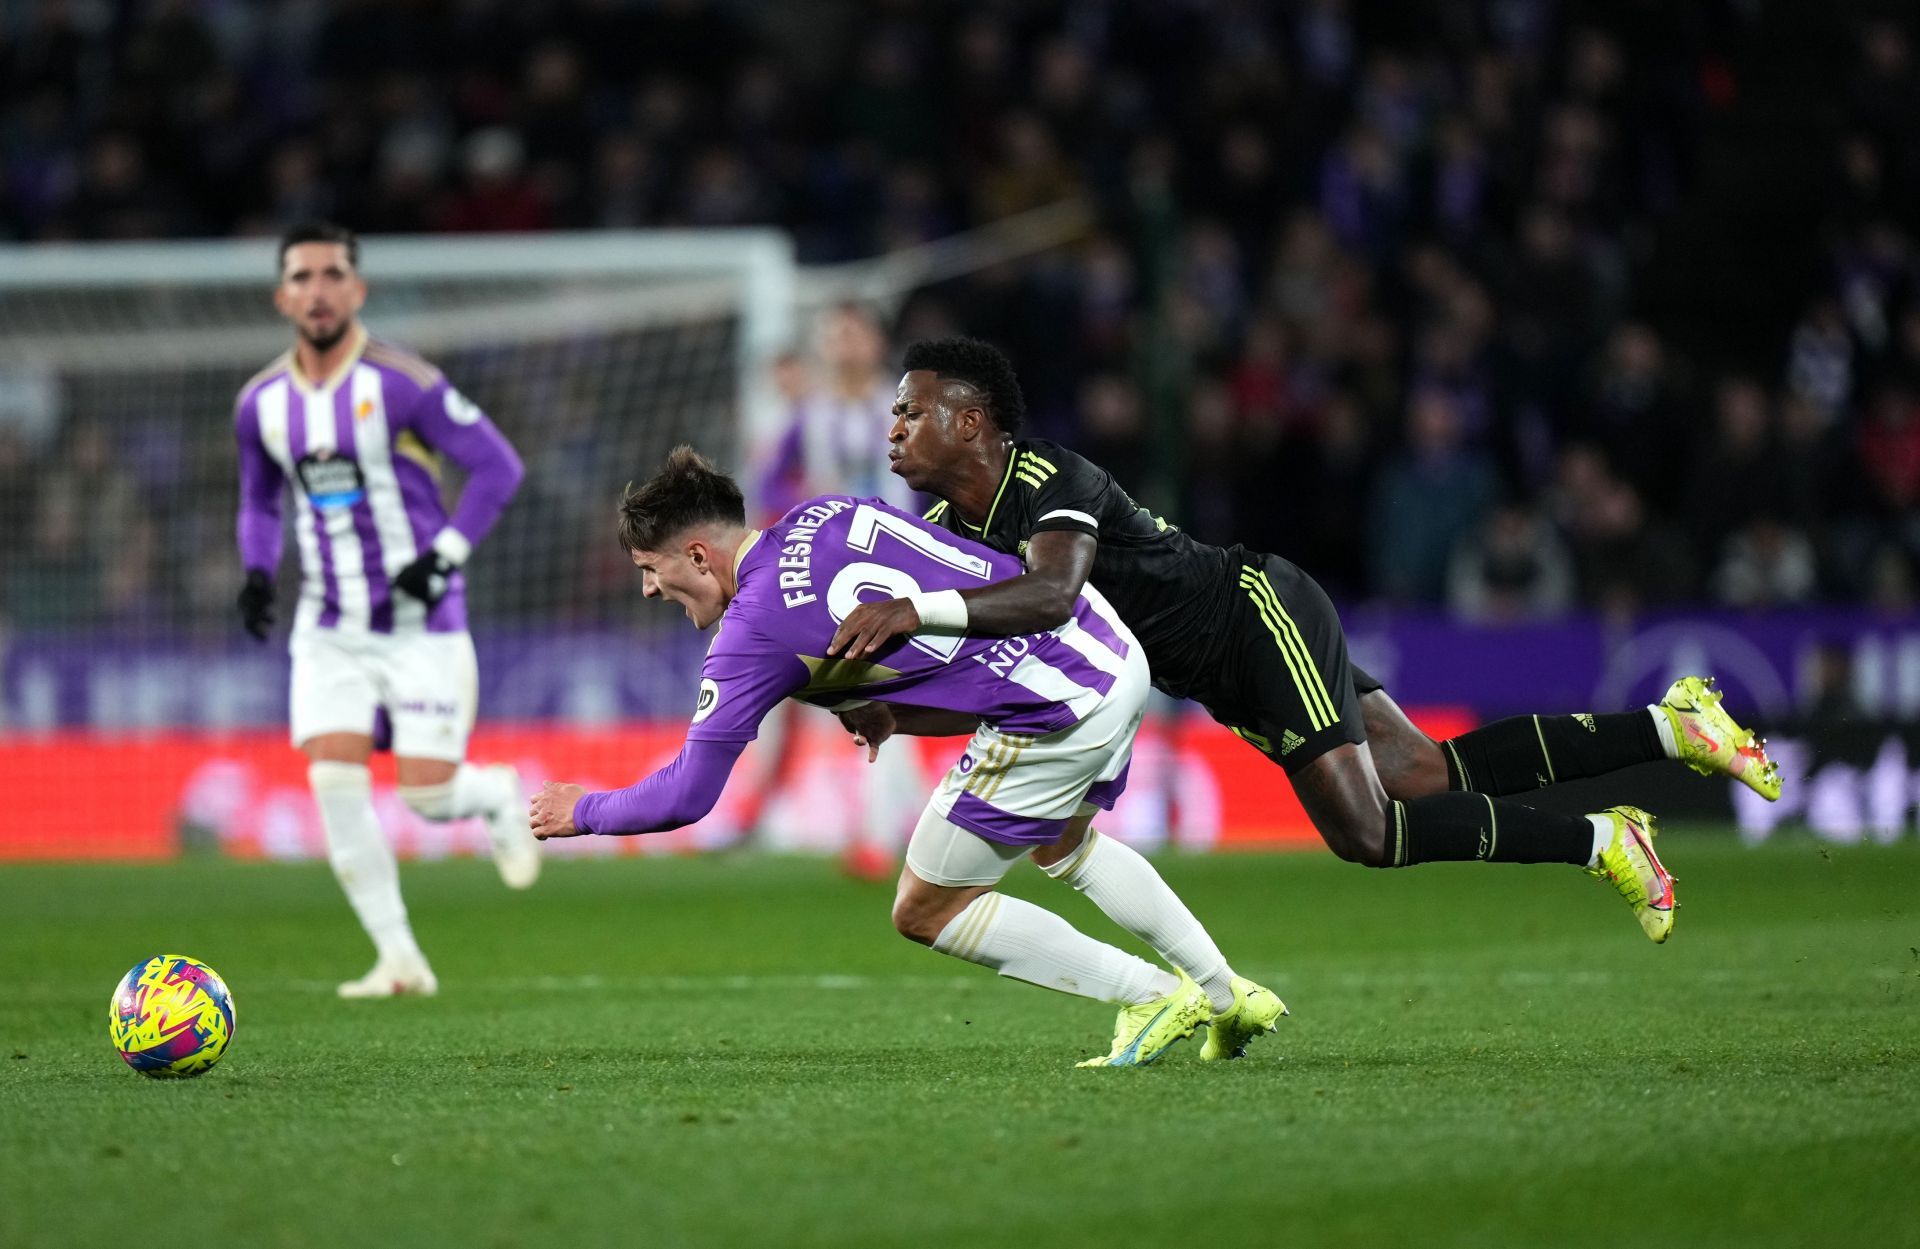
[759,381,915,518]
[233,329,524,634]
[687,495,1137,745]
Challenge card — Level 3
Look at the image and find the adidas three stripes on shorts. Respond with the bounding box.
[1193,552,1368,776]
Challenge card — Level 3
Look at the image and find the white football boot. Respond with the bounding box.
[337,952,439,999]
[482,764,541,890]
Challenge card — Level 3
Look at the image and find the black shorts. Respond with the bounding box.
[1191,552,1366,775]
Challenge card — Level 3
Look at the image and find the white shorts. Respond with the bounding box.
[289,627,479,762]
[907,639,1149,886]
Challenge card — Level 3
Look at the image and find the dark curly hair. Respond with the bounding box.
[901,337,1027,437]
[617,445,746,553]
[278,220,359,273]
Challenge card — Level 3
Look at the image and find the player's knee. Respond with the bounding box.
[1408,741,1451,799]
[397,781,455,821]
[1320,812,1392,868]
[1349,826,1393,868]
[890,895,943,946]
[1362,701,1449,800]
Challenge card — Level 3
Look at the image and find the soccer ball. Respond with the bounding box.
[108,954,236,1078]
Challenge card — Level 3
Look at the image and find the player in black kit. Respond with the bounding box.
[829,338,1784,944]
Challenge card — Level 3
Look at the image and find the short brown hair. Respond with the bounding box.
[617,445,746,553]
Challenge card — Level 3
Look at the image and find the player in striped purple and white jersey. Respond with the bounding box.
[233,222,539,1000]
[528,448,1285,1067]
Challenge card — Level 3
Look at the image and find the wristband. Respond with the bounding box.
[908,588,968,631]
[430,527,472,567]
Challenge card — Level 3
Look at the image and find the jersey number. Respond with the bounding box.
[827,504,992,663]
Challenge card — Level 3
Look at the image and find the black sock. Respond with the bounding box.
[1386,794,1593,867]
[1441,713,1663,796]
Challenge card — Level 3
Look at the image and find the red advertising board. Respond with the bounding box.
[0,708,1476,862]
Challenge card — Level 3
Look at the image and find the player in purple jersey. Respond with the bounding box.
[233,221,539,999]
[530,448,1287,1066]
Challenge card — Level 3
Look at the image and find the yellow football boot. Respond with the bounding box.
[1658,676,1783,801]
[1198,976,1288,1061]
[1076,975,1210,1068]
[1584,805,1676,944]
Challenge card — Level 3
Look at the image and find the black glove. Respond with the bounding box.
[237,569,276,641]
[392,550,456,607]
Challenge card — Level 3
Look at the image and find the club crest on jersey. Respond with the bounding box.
[295,450,367,510]
[691,679,721,724]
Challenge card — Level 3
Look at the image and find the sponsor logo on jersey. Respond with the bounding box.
[295,450,367,509]
[691,679,720,724]
[1280,729,1306,756]
[395,697,461,718]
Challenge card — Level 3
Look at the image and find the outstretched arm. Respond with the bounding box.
[828,529,1097,658]
[533,737,748,838]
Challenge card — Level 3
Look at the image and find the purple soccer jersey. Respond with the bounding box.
[233,330,524,634]
[688,495,1135,744]
[571,495,1140,841]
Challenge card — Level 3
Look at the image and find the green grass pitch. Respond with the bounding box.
[3,835,1917,1249]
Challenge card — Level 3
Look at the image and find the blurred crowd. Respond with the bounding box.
[3,0,1920,627]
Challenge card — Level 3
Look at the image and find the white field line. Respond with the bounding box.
[270,964,1915,995]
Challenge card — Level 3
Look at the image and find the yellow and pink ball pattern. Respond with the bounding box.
[108,955,236,1078]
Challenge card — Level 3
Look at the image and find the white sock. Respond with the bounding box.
[1648,706,1678,759]
[310,761,421,963]
[400,763,517,822]
[1586,814,1614,869]
[1045,830,1237,1012]
[931,892,1178,1005]
[450,762,517,818]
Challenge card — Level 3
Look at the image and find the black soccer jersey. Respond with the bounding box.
[923,439,1238,699]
